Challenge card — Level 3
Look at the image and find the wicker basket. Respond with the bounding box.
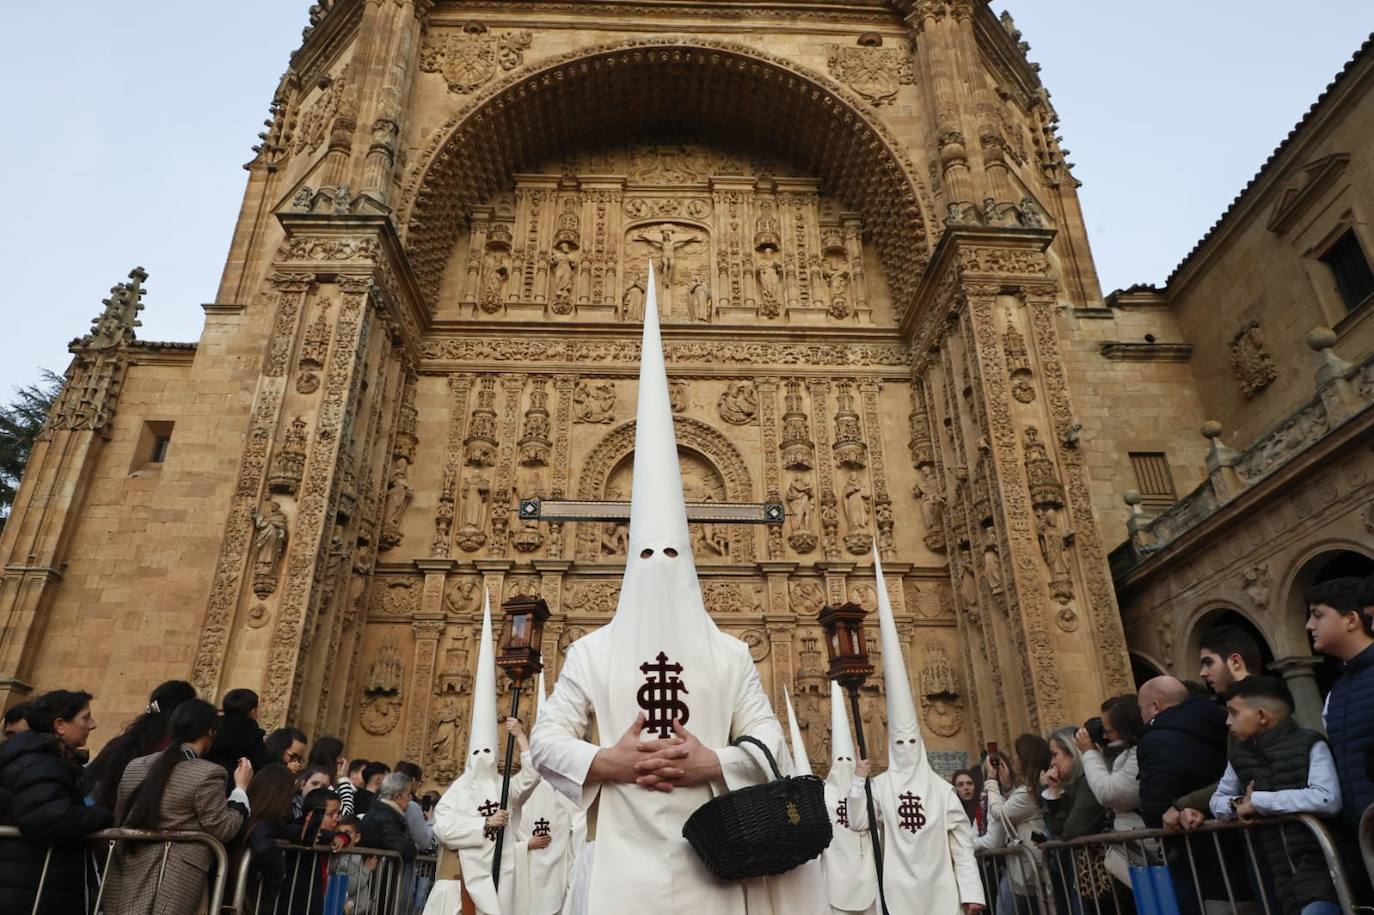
[682,735,833,880]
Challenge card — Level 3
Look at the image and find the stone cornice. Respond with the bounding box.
[1098,342,1193,363]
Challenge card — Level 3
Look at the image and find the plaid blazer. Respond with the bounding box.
[103,751,245,915]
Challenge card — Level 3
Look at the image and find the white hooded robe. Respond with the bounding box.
[846,547,984,914]
[429,594,542,915]
[530,263,822,914]
[821,681,879,915]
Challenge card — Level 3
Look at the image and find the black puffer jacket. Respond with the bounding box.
[1137,696,1228,828]
[0,731,114,914]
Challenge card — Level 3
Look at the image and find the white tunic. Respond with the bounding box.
[847,772,983,914]
[513,780,575,915]
[433,752,541,915]
[822,780,879,914]
[531,626,825,914]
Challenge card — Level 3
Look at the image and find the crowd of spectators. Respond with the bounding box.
[0,683,437,914]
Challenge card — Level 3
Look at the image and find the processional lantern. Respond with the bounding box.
[496,594,551,686]
[818,602,874,689]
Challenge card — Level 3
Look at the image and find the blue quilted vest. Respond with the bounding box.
[1324,642,1374,833]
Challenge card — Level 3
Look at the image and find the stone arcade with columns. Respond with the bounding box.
[7,1,1366,779]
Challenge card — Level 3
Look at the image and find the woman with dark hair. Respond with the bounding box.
[235,764,297,914]
[83,679,197,811]
[307,735,355,816]
[0,690,113,914]
[1077,695,1149,889]
[951,769,979,830]
[104,698,253,914]
[977,734,1051,915]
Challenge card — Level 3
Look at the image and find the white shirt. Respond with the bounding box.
[1209,742,1342,819]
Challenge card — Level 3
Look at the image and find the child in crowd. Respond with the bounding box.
[1210,677,1341,915]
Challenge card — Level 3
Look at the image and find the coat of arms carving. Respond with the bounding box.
[1229,320,1277,399]
[420,27,533,94]
[827,45,916,106]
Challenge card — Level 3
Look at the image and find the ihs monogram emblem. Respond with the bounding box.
[637,652,690,740]
[897,792,926,833]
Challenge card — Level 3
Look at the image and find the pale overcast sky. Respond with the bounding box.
[1,2,1369,398]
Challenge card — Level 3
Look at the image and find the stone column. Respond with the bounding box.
[404,618,446,764]
[1272,656,1326,732]
[904,1,976,205]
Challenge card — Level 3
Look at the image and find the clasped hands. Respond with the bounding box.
[590,712,722,793]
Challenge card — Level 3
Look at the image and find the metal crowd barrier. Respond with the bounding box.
[1360,804,1374,890]
[228,841,408,915]
[975,843,1056,915]
[1033,815,1354,915]
[0,824,230,915]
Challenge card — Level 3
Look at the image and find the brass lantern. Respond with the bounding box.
[496,594,551,685]
[817,602,874,689]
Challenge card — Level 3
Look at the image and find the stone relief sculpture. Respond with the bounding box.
[1230,321,1278,399]
[919,641,964,738]
[686,273,712,322]
[717,382,758,425]
[573,380,616,423]
[360,635,404,736]
[429,694,463,778]
[251,501,288,599]
[445,577,481,615]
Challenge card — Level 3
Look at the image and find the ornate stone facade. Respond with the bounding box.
[0,1,1184,778]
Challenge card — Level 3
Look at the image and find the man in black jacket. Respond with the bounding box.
[1137,676,1235,915]
[360,771,418,914]
[0,690,114,915]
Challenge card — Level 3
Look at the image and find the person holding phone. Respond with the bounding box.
[975,735,1050,915]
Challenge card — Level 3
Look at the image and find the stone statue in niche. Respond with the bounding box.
[755,248,785,318]
[573,381,616,423]
[251,500,289,598]
[958,543,979,609]
[919,641,964,738]
[914,467,947,553]
[379,459,414,552]
[1034,505,1074,579]
[842,473,872,554]
[430,694,463,771]
[982,526,1003,594]
[622,272,646,322]
[786,477,815,534]
[477,229,513,316]
[456,476,490,552]
[822,255,852,320]
[686,273,712,322]
[717,382,758,425]
[549,241,578,314]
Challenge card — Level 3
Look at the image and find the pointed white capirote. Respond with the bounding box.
[783,686,813,777]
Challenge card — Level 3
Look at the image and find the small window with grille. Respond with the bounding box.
[1129,452,1177,512]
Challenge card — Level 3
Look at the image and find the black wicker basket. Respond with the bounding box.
[682,735,833,881]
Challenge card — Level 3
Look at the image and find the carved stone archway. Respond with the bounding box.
[400,37,937,316]
[575,417,756,562]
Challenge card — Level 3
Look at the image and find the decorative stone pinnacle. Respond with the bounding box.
[80,267,147,351]
[1200,420,1223,441]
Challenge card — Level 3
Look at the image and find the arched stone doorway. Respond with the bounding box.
[1283,546,1374,709]
[399,38,937,314]
[1130,652,1165,689]
[574,417,757,562]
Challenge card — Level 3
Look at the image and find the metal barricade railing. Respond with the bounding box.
[975,843,1058,915]
[1036,815,1355,915]
[0,824,230,915]
[1360,804,1374,891]
[399,854,437,915]
[228,840,407,915]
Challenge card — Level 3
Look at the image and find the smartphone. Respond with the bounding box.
[986,741,999,758]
